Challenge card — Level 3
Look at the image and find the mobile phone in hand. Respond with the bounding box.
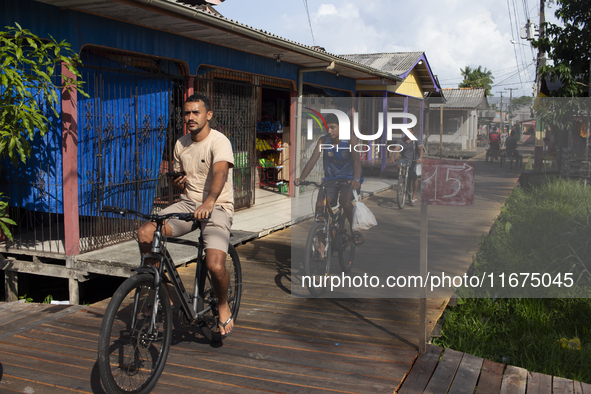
[165,171,186,178]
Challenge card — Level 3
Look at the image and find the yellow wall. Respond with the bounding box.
[393,69,423,98]
[356,69,424,99]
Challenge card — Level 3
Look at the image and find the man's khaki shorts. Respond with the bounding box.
[158,195,233,253]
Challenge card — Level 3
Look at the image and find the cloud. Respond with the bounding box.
[223,0,541,95]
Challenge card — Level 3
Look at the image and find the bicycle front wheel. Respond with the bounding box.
[198,244,242,343]
[397,169,407,209]
[98,273,172,394]
[304,222,331,296]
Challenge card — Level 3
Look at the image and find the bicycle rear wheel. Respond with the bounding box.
[98,273,172,394]
[337,218,355,273]
[304,222,331,296]
[197,244,242,343]
[397,168,407,209]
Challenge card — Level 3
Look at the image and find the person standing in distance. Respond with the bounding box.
[137,93,236,337]
[393,128,424,205]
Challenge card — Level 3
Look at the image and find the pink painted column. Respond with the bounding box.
[289,91,297,197]
[61,63,80,256]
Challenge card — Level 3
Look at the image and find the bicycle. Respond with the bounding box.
[396,161,414,209]
[299,180,356,297]
[500,150,522,169]
[485,145,501,163]
[97,206,242,394]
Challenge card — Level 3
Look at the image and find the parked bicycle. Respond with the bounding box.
[299,180,356,297]
[97,206,242,394]
[396,161,414,209]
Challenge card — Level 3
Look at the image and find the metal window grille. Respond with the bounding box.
[77,47,186,253]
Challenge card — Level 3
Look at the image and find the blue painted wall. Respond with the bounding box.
[2,0,355,92]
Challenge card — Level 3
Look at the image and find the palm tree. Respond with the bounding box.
[459,65,494,96]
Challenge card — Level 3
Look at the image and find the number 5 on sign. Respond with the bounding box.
[420,159,475,207]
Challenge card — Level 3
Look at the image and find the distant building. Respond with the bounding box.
[340,52,441,174]
[428,88,490,156]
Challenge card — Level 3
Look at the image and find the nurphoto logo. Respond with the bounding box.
[304,107,417,152]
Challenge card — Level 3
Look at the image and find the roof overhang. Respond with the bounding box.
[34,0,401,85]
[398,54,440,93]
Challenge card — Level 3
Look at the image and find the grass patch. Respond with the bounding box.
[434,178,591,383]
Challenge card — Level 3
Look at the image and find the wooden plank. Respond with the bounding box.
[574,380,591,394]
[526,372,552,394]
[553,376,574,394]
[397,345,444,394]
[448,353,484,394]
[475,359,505,394]
[500,365,527,394]
[0,305,86,341]
[423,348,463,394]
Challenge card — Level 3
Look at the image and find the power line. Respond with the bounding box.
[303,0,316,46]
[507,0,525,88]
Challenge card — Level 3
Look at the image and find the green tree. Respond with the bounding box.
[0,23,86,240]
[512,96,533,109]
[534,0,591,97]
[459,65,494,96]
[1,23,86,165]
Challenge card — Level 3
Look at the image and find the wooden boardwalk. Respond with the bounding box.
[397,345,591,394]
[0,152,546,393]
[0,222,450,393]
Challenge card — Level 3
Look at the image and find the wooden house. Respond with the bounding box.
[0,0,398,301]
[340,52,441,174]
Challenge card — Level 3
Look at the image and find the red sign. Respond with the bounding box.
[421,159,474,207]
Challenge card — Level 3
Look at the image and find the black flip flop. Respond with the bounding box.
[218,316,234,338]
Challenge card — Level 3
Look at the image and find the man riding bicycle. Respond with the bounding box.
[505,130,519,158]
[294,112,365,248]
[489,127,501,151]
[393,128,424,206]
[137,93,235,338]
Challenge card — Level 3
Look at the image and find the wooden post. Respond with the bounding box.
[419,202,428,353]
[66,256,79,305]
[289,91,297,197]
[5,270,18,302]
[61,63,80,257]
[62,63,80,304]
[440,105,443,159]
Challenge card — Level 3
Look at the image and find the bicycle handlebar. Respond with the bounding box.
[101,206,206,222]
[298,179,352,188]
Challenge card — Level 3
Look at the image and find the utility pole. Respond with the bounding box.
[496,91,504,132]
[534,0,546,171]
[505,87,518,134]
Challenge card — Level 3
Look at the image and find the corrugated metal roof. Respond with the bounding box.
[340,52,424,76]
[431,88,487,109]
[340,52,439,92]
[33,0,400,85]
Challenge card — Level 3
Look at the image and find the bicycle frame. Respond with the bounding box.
[140,227,208,326]
[312,181,350,239]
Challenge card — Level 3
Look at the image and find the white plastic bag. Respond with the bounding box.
[351,190,377,231]
[415,162,422,177]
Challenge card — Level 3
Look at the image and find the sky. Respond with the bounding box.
[219,0,560,100]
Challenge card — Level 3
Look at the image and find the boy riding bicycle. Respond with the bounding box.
[294,113,365,247]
